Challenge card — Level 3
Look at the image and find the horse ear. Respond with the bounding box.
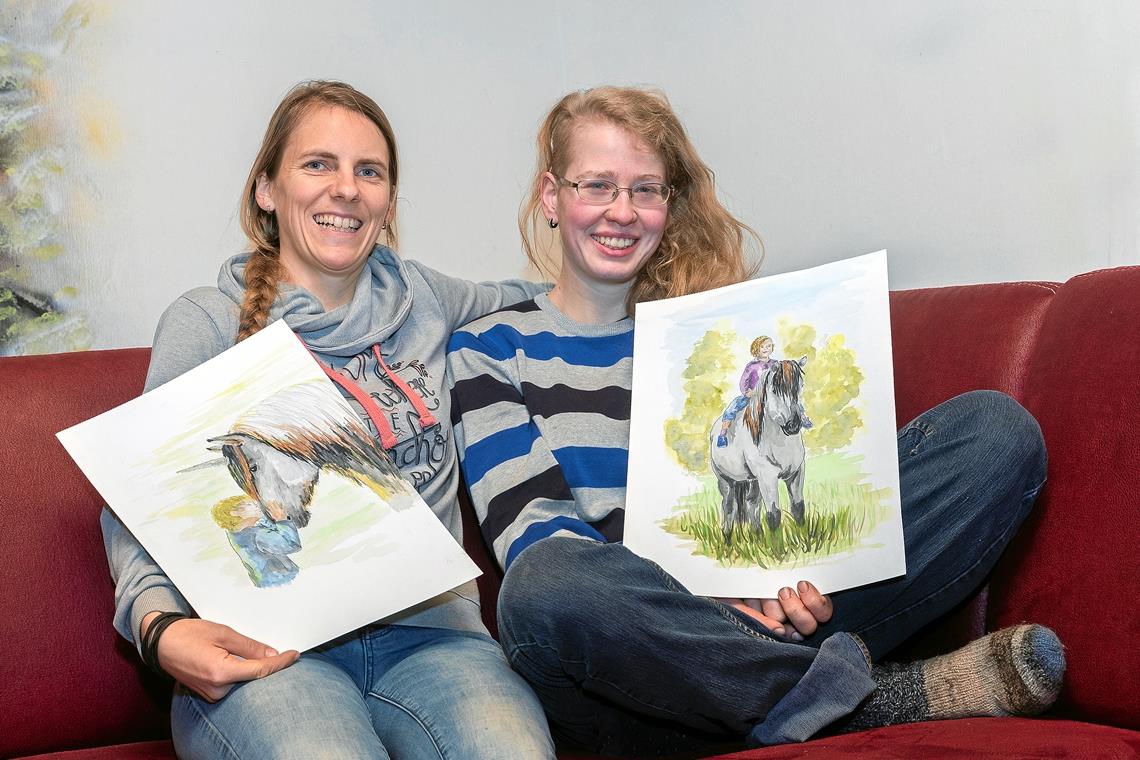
[207,435,245,447]
[798,355,809,367]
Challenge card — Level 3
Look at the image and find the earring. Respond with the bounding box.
[381,222,388,230]
[548,219,558,229]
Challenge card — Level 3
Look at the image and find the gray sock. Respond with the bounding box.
[843,624,1065,731]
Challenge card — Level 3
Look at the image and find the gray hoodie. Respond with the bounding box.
[101,245,545,649]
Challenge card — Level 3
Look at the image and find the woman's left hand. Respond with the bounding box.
[717,581,833,641]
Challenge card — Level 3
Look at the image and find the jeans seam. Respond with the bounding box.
[902,419,935,456]
[639,551,778,642]
[849,633,873,668]
[366,690,446,760]
[712,598,783,641]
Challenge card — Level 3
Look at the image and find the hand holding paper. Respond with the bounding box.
[716,582,833,641]
[145,613,299,702]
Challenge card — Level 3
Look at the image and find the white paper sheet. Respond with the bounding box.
[624,252,905,597]
[58,320,479,652]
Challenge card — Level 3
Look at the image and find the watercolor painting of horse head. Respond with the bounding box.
[180,379,415,588]
[205,380,413,528]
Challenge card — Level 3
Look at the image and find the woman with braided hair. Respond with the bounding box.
[100,80,553,759]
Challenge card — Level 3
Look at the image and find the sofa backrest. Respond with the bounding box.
[888,281,1059,427]
[0,348,170,757]
[989,266,1140,731]
[882,281,1058,662]
[887,269,1140,731]
[1,267,1136,756]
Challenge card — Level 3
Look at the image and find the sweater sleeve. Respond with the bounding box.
[100,293,232,651]
[447,322,606,571]
[410,261,547,333]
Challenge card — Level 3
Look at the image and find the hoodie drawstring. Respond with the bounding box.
[306,341,438,451]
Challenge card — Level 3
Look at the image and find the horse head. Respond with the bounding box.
[753,356,808,439]
[208,433,320,527]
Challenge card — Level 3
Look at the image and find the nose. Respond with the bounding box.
[604,189,638,225]
[331,168,360,201]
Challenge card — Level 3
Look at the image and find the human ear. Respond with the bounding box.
[254,172,275,212]
[382,188,396,231]
[540,171,560,224]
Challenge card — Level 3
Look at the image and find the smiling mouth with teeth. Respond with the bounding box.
[593,235,636,250]
[314,214,363,231]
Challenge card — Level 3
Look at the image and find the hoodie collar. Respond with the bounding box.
[219,245,414,357]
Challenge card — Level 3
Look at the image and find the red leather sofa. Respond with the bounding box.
[2,266,1139,759]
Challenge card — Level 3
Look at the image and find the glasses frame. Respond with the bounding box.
[557,176,674,208]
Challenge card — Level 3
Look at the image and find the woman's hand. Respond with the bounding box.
[142,612,300,702]
[717,581,833,641]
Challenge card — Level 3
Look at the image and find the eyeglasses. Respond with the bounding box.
[558,177,673,208]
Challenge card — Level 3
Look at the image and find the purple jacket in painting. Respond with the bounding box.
[739,358,776,395]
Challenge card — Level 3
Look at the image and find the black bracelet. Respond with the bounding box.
[141,611,188,679]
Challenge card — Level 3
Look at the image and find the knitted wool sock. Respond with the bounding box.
[843,624,1065,731]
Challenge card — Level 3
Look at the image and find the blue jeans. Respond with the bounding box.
[496,390,1046,755]
[171,624,555,760]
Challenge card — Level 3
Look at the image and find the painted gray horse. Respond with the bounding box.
[206,380,413,527]
[709,357,809,541]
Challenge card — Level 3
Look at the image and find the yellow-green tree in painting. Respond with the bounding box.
[664,325,738,475]
[778,320,863,453]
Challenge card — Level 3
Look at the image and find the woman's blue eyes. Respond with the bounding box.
[302,161,382,178]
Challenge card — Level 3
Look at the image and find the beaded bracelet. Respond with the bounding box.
[141,611,188,679]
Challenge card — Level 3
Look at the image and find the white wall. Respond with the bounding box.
[42,1,1140,349]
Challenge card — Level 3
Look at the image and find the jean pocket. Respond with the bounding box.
[897,420,933,458]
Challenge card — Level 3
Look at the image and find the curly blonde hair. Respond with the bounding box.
[236,81,399,341]
[750,335,774,357]
[520,86,760,314]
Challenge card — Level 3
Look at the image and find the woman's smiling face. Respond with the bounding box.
[256,105,393,290]
[542,120,668,295]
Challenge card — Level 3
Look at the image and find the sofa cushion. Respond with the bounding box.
[15,740,176,760]
[0,349,171,758]
[990,265,1140,731]
[699,717,1140,759]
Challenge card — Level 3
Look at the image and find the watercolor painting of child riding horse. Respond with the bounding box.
[625,252,906,598]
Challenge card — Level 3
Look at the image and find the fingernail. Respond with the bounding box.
[779,587,793,599]
[773,626,786,637]
[798,580,811,594]
[266,648,279,657]
[790,631,804,642]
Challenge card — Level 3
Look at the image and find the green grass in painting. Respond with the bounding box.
[662,453,890,569]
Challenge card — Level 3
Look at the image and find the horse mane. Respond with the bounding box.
[744,360,804,445]
[771,360,804,400]
[744,396,762,444]
[229,380,406,495]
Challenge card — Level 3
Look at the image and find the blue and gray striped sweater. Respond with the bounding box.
[447,293,634,570]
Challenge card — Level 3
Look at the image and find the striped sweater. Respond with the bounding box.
[447,293,633,570]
